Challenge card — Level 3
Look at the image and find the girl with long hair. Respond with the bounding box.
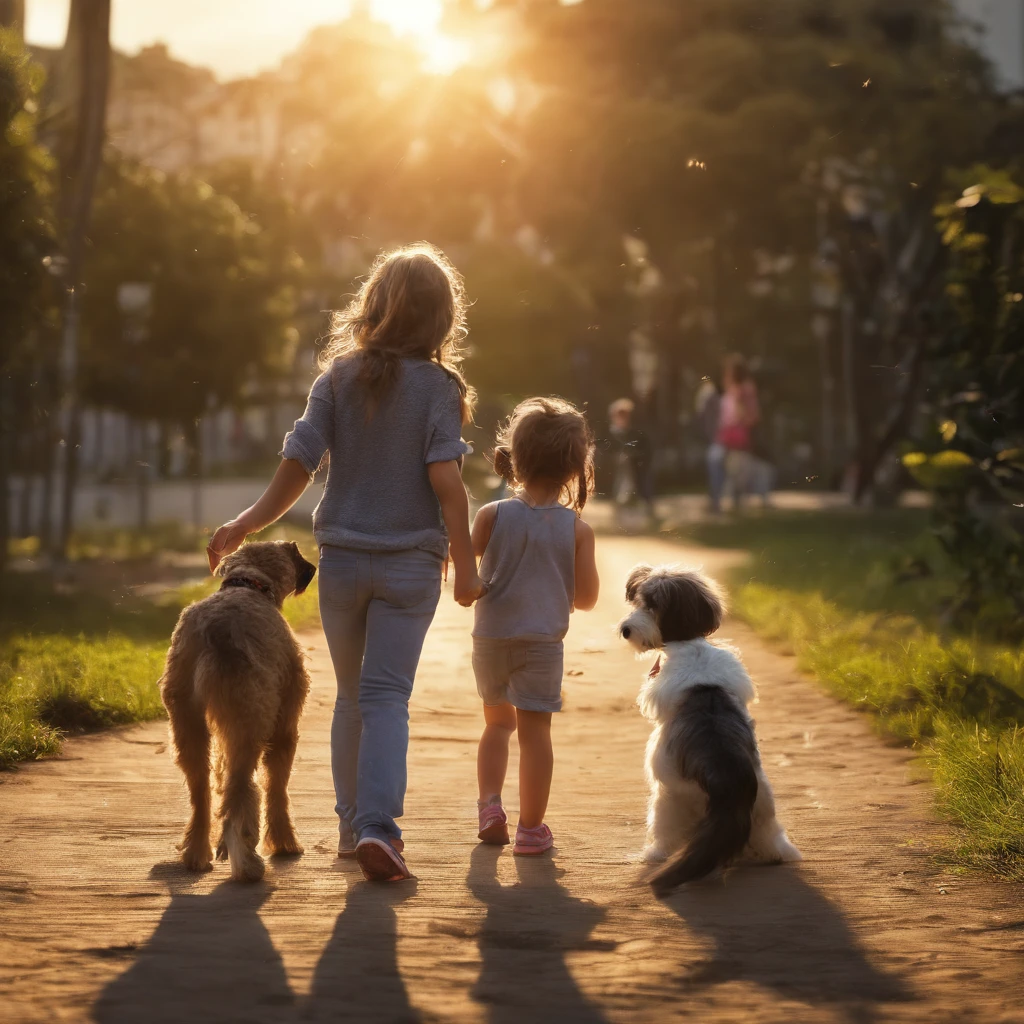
[208,243,485,881]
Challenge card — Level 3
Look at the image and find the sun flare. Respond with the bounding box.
[369,0,472,74]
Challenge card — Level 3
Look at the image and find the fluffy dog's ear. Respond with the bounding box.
[286,541,317,595]
[657,571,725,643]
[625,564,653,603]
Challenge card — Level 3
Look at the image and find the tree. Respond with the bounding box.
[79,158,302,473]
[903,168,1024,634]
[0,29,54,570]
[485,0,998,481]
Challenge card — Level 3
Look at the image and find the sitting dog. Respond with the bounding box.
[160,540,315,882]
[619,564,800,894]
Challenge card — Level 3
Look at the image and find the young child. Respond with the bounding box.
[471,397,600,855]
[207,243,485,882]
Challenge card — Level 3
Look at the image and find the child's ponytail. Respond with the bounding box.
[574,466,590,515]
[492,444,515,485]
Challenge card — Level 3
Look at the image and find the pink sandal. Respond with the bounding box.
[513,822,553,856]
[478,800,510,845]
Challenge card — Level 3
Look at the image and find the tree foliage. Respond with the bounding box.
[0,28,53,372]
[80,158,302,439]
[0,29,54,567]
[904,169,1024,633]
[271,0,1001,459]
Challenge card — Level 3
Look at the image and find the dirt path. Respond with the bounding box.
[1,535,1021,1024]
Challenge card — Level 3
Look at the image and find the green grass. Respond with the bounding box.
[0,634,168,768]
[0,574,179,770]
[0,523,321,770]
[684,510,1024,880]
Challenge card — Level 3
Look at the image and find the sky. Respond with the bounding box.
[23,0,462,80]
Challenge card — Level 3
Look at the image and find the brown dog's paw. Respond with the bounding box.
[266,829,304,858]
[181,847,214,873]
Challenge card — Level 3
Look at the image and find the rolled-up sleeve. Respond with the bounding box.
[281,370,333,474]
[426,379,472,464]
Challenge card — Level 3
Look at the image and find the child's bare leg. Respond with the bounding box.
[477,701,517,802]
[516,709,553,829]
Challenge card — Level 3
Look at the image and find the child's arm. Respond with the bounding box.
[573,519,600,611]
[471,502,498,557]
[428,460,485,607]
[207,458,310,571]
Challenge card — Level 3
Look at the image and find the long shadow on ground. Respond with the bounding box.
[92,866,295,1024]
[662,864,914,1024]
[301,876,421,1022]
[468,844,612,1023]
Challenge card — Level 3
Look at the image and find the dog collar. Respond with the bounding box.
[220,575,275,600]
[648,656,662,679]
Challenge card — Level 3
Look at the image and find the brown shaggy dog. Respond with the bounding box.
[160,541,316,882]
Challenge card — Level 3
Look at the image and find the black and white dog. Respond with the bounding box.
[619,564,800,894]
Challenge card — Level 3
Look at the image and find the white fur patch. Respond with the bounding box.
[618,607,661,653]
[643,639,757,716]
[634,637,800,873]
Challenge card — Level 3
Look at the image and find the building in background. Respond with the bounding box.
[956,0,1024,90]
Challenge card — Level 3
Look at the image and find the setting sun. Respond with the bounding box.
[369,0,472,74]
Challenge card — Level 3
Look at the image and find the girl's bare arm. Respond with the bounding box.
[207,458,311,571]
[428,460,485,606]
[573,518,600,611]
[471,502,498,557]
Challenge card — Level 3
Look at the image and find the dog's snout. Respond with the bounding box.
[621,625,632,639]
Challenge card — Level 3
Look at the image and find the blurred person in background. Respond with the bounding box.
[716,354,761,510]
[695,376,724,513]
[607,398,655,521]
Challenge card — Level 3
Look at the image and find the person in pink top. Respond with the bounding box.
[716,354,760,508]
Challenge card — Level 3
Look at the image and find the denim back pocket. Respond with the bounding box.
[317,548,359,609]
[384,556,442,610]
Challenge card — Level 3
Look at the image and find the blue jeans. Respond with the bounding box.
[707,443,726,511]
[318,547,442,844]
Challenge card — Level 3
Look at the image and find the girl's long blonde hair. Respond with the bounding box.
[320,242,475,422]
[492,397,595,515]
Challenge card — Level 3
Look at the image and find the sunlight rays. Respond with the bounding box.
[369,0,473,75]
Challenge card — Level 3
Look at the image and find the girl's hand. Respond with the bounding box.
[455,572,487,607]
[207,516,251,573]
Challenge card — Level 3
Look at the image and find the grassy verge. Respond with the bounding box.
[683,510,1024,880]
[0,574,179,769]
[1,523,321,770]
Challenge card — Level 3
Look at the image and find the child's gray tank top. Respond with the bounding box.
[473,497,577,641]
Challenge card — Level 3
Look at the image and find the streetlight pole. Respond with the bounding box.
[55,282,80,561]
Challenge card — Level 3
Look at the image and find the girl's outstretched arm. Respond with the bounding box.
[573,519,600,611]
[428,460,485,607]
[207,458,311,571]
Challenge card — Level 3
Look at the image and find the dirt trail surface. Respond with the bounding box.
[2,535,1022,1023]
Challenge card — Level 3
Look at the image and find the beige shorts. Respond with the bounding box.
[472,637,563,713]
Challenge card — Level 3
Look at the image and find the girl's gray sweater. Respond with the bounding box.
[281,356,470,559]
